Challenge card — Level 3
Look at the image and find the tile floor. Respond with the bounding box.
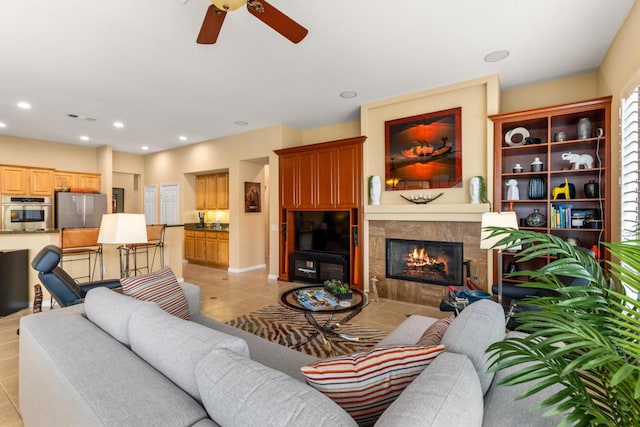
[0,263,446,425]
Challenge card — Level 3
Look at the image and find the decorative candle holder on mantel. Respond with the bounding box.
[399,192,444,204]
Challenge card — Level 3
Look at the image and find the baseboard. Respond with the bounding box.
[267,274,279,281]
[227,264,266,273]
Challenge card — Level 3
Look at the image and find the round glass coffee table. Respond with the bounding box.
[280,285,367,354]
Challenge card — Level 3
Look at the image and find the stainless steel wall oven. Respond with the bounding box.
[2,195,53,231]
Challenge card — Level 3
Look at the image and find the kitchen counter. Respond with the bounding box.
[184,223,229,232]
[0,229,58,235]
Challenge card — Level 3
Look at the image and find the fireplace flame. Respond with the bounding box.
[404,246,449,275]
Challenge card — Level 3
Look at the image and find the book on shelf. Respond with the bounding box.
[550,204,573,229]
[295,289,339,311]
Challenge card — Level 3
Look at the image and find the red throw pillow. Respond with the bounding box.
[416,315,454,347]
[120,267,191,320]
[301,344,445,426]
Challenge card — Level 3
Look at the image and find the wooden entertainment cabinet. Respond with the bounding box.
[275,136,366,289]
[489,96,611,286]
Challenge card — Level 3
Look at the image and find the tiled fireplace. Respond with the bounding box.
[368,215,486,307]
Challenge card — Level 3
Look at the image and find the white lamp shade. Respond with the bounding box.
[480,212,519,250]
[97,214,148,245]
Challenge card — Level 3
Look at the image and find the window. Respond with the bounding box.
[621,87,639,241]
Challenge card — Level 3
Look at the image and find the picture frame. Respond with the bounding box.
[112,187,125,213]
[385,107,462,191]
[244,182,261,213]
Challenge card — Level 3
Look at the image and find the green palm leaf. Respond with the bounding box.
[483,228,640,424]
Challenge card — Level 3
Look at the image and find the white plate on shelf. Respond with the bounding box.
[338,301,352,307]
[504,127,530,146]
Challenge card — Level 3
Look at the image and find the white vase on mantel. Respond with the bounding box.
[369,175,381,205]
[469,176,481,204]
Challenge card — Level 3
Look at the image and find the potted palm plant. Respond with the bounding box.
[483,228,640,426]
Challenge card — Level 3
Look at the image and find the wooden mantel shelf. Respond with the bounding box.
[364,203,491,222]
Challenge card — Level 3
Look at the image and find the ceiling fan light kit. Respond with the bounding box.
[197,0,308,45]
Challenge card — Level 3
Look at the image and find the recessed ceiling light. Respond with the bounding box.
[113,121,124,128]
[179,135,187,141]
[340,91,358,99]
[80,135,90,141]
[141,146,149,151]
[484,50,510,63]
[0,122,6,128]
[17,101,32,109]
[234,121,248,126]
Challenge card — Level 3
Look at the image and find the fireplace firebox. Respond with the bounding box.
[385,238,463,287]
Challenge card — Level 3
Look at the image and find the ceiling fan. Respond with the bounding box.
[197,0,308,44]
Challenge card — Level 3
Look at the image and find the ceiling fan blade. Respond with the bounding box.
[246,0,308,44]
[197,4,227,44]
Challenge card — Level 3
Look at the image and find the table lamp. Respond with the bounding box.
[480,212,519,304]
[97,213,148,278]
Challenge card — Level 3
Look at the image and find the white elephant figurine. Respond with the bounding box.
[561,152,594,170]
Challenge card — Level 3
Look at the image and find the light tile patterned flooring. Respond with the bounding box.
[0,263,445,425]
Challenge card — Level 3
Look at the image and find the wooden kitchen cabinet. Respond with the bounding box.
[185,229,229,267]
[194,230,207,263]
[205,231,229,267]
[196,172,229,210]
[1,165,55,195]
[196,176,207,210]
[184,230,195,260]
[54,171,78,190]
[29,169,54,195]
[77,174,101,192]
[215,173,228,210]
[0,166,28,194]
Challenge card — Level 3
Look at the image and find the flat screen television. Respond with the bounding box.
[294,211,351,255]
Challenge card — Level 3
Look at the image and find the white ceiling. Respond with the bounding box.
[0,0,634,154]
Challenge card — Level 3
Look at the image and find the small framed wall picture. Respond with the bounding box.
[244,182,261,213]
[112,187,124,213]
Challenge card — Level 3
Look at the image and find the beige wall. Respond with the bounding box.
[501,72,598,113]
[0,134,100,171]
[596,0,640,241]
[301,121,360,145]
[143,124,293,276]
[362,75,501,205]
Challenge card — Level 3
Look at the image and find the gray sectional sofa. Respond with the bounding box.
[19,282,563,426]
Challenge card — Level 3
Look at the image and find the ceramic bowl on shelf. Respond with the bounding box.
[504,127,530,146]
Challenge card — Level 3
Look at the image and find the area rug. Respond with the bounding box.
[226,305,387,358]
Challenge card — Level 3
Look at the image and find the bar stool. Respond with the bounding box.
[131,224,166,275]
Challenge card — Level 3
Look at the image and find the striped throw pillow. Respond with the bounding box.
[301,344,445,426]
[416,315,454,347]
[120,267,191,320]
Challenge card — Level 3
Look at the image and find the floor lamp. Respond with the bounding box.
[97,213,148,278]
[480,212,519,304]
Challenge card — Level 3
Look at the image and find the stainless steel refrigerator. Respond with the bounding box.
[55,192,108,229]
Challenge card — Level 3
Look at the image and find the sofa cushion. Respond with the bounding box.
[84,287,154,346]
[192,314,319,383]
[301,344,445,426]
[19,306,210,427]
[121,266,191,319]
[482,331,567,427]
[440,299,505,394]
[376,315,437,346]
[196,349,357,427]
[129,304,249,402]
[375,352,483,427]
[416,315,454,347]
